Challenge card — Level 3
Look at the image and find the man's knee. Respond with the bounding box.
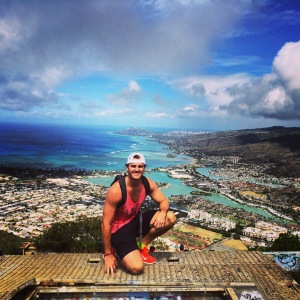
[122,252,144,275]
[166,211,176,227]
[125,260,144,275]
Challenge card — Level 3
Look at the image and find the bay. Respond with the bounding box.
[196,167,283,221]
[0,123,192,170]
[196,167,284,188]
[88,171,279,220]
[86,171,197,197]
[0,122,286,222]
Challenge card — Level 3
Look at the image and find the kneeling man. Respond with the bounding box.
[102,152,176,275]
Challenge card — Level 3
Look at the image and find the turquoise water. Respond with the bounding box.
[201,193,275,219]
[196,167,284,188]
[85,171,196,197]
[148,171,196,197]
[196,167,218,179]
[86,170,281,221]
[2,123,286,222]
[196,167,283,221]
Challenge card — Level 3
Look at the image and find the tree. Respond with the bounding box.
[232,233,240,240]
[222,231,231,238]
[34,217,103,253]
[269,233,300,251]
[0,230,24,255]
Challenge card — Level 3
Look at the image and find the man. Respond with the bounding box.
[102,152,176,275]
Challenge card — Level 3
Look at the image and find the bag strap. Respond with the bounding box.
[110,175,127,208]
[141,175,150,196]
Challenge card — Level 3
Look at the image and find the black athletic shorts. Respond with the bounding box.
[111,210,157,260]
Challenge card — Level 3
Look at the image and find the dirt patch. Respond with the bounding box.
[164,223,223,249]
[221,239,248,250]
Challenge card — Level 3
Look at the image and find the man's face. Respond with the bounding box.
[126,162,145,179]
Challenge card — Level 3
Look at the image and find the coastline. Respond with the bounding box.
[1,125,299,258]
[84,165,289,223]
[1,156,294,224]
[0,158,297,249]
[0,123,297,233]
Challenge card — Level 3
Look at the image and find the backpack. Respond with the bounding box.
[110,174,151,208]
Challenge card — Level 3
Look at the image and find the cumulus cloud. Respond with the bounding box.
[0,73,59,111]
[145,112,168,118]
[0,0,248,113]
[107,80,142,106]
[2,0,298,126]
[273,41,300,90]
[222,41,300,120]
[0,0,244,76]
[184,104,198,112]
[94,109,130,117]
[172,41,300,121]
[222,75,297,119]
[171,73,250,106]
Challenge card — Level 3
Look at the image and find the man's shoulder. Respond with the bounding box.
[107,181,123,199]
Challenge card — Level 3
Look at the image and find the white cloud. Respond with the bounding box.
[1,0,299,127]
[260,86,293,114]
[0,0,247,78]
[171,41,300,121]
[0,73,59,111]
[184,104,198,111]
[273,41,300,90]
[39,67,72,89]
[94,109,130,117]
[145,112,168,118]
[0,0,252,121]
[171,73,250,106]
[0,18,21,51]
[107,80,142,106]
[128,80,141,92]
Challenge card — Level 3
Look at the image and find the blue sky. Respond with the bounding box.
[0,0,300,131]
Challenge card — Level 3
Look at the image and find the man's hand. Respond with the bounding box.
[104,253,117,275]
[150,211,167,228]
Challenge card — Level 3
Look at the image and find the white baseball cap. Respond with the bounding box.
[126,152,146,165]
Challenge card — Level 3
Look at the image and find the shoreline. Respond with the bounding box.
[84,165,293,223]
[0,162,298,247]
[1,163,296,224]
[1,126,299,226]
[221,192,293,221]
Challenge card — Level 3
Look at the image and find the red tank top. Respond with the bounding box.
[111,185,146,234]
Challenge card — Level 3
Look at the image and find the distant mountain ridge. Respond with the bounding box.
[153,126,300,178]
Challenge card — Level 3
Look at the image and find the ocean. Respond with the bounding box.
[0,122,283,220]
[0,122,192,171]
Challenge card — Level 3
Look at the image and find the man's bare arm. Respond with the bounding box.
[102,183,121,274]
[147,177,170,227]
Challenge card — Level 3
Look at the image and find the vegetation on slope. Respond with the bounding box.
[0,230,25,255]
[34,216,103,253]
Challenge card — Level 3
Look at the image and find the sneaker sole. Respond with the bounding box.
[141,256,156,264]
[143,260,156,265]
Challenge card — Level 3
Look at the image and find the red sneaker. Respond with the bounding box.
[140,246,156,264]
